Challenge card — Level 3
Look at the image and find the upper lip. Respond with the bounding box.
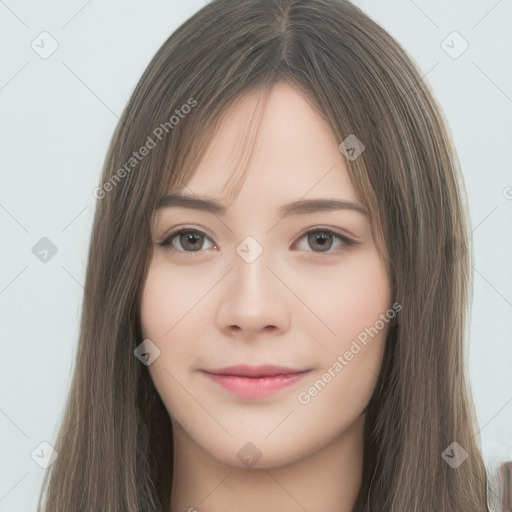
[203,364,310,378]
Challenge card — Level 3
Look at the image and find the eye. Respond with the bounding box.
[157,228,216,253]
[156,227,356,255]
[292,228,357,253]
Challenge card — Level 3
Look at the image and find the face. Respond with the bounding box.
[140,81,393,469]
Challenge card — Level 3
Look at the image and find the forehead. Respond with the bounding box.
[180,82,360,210]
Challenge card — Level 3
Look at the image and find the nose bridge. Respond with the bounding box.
[215,234,290,334]
[232,234,275,304]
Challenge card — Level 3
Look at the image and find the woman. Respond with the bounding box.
[37,0,490,510]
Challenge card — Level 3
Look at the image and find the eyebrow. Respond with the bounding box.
[157,192,369,217]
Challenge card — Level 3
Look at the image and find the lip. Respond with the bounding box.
[202,364,311,398]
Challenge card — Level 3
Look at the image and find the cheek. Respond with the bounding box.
[292,248,392,407]
[139,262,202,381]
[292,248,392,346]
[139,263,204,425]
[315,251,392,407]
[339,252,392,340]
[140,259,208,340]
[139,272,170,342]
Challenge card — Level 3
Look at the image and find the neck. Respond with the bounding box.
[170,413,365,512]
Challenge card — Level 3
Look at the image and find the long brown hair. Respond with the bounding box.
[37,1,490,510]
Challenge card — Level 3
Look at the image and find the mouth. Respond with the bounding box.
[201,364,312,399]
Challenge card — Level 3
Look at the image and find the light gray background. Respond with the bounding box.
[1,1,511,510]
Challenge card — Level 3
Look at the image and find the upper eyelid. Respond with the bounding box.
[159,225,216,245]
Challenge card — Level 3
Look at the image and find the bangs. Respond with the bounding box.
[155,85,273,211]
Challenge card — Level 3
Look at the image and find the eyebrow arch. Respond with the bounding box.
[157,192,369,217]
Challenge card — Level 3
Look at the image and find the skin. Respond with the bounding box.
[140,82,393,512]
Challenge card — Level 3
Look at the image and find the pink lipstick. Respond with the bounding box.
[202,364,311,398]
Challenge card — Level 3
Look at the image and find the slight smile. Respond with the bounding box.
[201,364,312,399]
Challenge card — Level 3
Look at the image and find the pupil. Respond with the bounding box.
[309,232,332,252]
[181,232,202,251]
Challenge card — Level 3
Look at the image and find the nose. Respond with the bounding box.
[215,248,291,340]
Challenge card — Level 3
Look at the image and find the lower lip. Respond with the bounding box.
[203,371,310,398]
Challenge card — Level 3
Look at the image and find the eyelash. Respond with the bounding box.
[156,226,358,256]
